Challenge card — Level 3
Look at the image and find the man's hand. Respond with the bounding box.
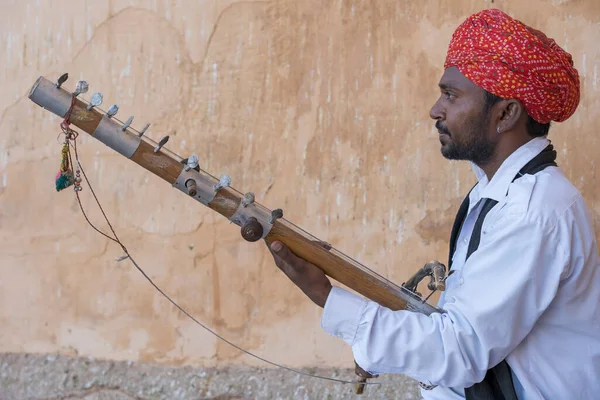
[266,240,332,307]
[355,361,378,379]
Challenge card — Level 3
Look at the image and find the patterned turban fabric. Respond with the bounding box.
[444,9,580,124]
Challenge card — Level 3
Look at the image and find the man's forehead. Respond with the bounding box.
[438,66,481,92]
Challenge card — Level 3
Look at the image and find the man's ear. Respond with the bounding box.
[496,99,524,134]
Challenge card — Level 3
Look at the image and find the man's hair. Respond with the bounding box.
[483,91,551,138]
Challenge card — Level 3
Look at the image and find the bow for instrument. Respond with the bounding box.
[28,74,449,394]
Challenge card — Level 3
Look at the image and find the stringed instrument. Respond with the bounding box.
[28,74,449,394]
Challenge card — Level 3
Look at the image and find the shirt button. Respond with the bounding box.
[463,238,468,244]
[336,333,344,339]
[459,277,464,284]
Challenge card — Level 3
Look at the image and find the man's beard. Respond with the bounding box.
[436,116,497,166]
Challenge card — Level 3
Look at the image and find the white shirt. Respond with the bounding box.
[321,137,600,399]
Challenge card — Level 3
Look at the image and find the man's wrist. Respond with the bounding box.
[311,283,332,308]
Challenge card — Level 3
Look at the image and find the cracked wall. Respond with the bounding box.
[1,0,599,370]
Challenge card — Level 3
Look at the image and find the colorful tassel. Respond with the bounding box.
[55,141,74,191]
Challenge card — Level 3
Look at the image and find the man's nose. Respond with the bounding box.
[429,98,444,121]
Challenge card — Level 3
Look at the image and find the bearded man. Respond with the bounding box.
[267,9,600,400]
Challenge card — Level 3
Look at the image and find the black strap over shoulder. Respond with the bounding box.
[447,144,557,400]
[448,188,472,270]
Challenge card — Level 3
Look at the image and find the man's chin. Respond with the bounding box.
[441,144,461,160]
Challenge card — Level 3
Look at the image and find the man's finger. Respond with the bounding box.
[267,241,302,280]
[269,241,305,272]
[265,240,332,308]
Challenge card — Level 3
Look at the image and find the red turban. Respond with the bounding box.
[444,9,580,124]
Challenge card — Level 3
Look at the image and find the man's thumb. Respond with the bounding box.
[270,241,297,268]
[270,241,283,252]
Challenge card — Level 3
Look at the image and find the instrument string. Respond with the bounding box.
[58,107,387,387]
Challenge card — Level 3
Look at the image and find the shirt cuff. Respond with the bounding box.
[320,286,368,346]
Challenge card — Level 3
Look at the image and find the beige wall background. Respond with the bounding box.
[1,0,599,370]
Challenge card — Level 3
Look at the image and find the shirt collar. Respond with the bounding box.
[470,136,551,202]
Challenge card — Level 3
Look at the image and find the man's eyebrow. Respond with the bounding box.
[438,83,461,91]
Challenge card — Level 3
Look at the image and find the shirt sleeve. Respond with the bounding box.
[320,214,569,388]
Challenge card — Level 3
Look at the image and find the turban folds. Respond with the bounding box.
[444,9,580,124]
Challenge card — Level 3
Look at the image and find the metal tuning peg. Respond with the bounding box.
[153,135,169,153]
[106,104,119,118]
[73,80,89,97]
[121,116,134,131]
[184,155,199,171]
[185,179,197,197]
[138,123,150,138]
[86,92,103,110]
[214,175,231,191]
[269,208,283,224]
[241,192,255,208]
[241,217,263,242]
[56,73,68,89]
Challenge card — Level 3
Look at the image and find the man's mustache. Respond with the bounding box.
[435,121,451,136]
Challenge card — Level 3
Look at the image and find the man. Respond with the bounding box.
[267,8,600,400]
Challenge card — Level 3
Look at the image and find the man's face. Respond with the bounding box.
[429,67,497,166]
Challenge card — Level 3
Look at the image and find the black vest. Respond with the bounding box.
[448,144,557,400]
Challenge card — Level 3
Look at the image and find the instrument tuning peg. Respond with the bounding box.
[153,135,169,153]
[86,92,103,110]
[106,104,119,118]
[269,208,283,224]
[241,192,255,207]
[241,217,263,242]
[73,80,89,97]
[56,73,69,89]
[185,179,197,196]
[214,175,231,191]
[184,155,199,171]
[138,123,150,137]
[121,116,134,131]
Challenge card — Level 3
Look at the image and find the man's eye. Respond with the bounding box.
[444,91,456,99]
